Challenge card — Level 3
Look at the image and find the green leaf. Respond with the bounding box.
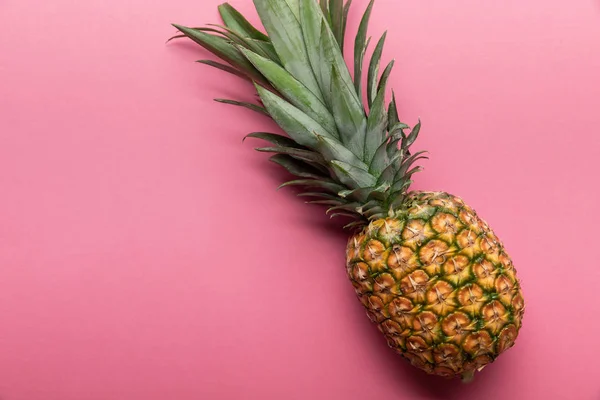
[320,0,329,16]
[196,26,243,44]
[386,134,404,159]
[166,34,186,43]
[340,0,353,54]
[330,212,362,219]
[356,199,381,214]
[365,86,388,163]
[344,220,367,229]
[339,186,379,203]
[378,59,395,94]
[369,138,390,176]
[326,203,362,214]
[330,160,377,188]
[329,0,344,50]
[377,151,404,185]
[330,63,367,158]
[255,85,328,148]
[404,119,421,148]
[196,60,252,82]
[218,3,269,41]
[297,192,339,200]
[246,39,281,64]
[367,32,387,107]
[307,199,345,206]
[253,0,322,99]
[240,48,338,137]
[315,134,368,169]
[391,177,415,194]
[299,0,331,106]
[205,25,280,63]
[283,0,300,20]
[270,154,326,179]
[244,132,304,148]
[389,122,410,137]
[388,91,400,130]
[255,146,326,164]
[394,151,428,182]
[362,205,384,219]
[367,184,389,202]
[214,99,269,115]
[172,24,268,85]
[353,0,375,99]
[279,179,346,194]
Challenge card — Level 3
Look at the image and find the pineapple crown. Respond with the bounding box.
[172,0,426,228]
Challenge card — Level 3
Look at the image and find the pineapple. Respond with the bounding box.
[171,0,524,380]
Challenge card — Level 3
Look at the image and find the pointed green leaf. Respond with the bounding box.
[326,203,362,214]
[240,48,338,137]
[214,99,269,115]
[330,63,367,157]
[166,34,186,43]
[196,60,252,82]
[362,206,384,219]
[387,134,404,158]
[307,199,345,206]
[270,154,326,179]
[253,0,322,99]
[320,0,329,15]
[367,32,387,107]
[340,0,353,54]
[197,26,244,44]
[390,189,410,209]
[353,0,375,99]
[369,138,390,175]
[405,166,424,178]
[171,24,267,84]
[339,187,377,203]
[255,146,325,164]
[205,25,280,63]
[244,132,304,148]
[394,151,428,182]
[246,39,281,64]
[299,0,331,106]
[330,160,377,188]
[297,192,339,200]
[329,0,344,50]
[391,177,414,193]
[367,184,389,202]
[377,151,404,185]
[389,122,410,137]
[218,3,269,41]
[283,0,300,20]
[255,85,329,148]
[315,134,368,170]
[344,220,367,229]
[404,119,422,148]
[279,179,346,194]
[378,59,395,94]
[388,91,400,130]
[330,212,362,219]
[365,86,388,163]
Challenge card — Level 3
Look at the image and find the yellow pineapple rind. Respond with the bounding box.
[346,191,524,378]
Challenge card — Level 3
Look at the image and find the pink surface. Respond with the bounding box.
[1,0,599,399]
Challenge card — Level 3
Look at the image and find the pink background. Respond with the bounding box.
[1,0,599,399]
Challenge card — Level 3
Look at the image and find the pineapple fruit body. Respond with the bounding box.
[173,0,525,379]
[346,192,524,377]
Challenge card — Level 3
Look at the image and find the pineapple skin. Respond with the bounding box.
[346,192,524,377]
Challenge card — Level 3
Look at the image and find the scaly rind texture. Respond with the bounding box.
[345,192,524,377]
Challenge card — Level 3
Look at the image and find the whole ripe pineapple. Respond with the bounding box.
[172,0,524,381]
